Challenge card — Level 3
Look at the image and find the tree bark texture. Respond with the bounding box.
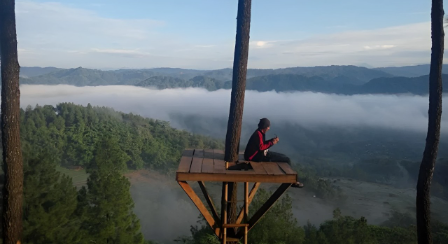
[224,1,251,242]
[224,0,252,162]
[0,0,24,243]
[416,1,444,244]
[226,182,238,239]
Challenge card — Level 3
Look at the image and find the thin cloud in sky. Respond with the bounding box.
[14,1,446,69]
[19,85,448,134]
[248,22,439,68]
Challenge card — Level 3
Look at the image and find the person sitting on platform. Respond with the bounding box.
[244,118,304,188]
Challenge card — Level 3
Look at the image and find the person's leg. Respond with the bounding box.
[267,151,291,165]
[251,152,267,162]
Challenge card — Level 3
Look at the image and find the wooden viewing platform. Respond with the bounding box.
[176,148,298,183]
[176,148,299,243]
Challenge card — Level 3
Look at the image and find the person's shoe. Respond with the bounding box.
[291,182,304,188]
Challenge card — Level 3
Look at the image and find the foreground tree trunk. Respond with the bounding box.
[224,0,252,163]
[416,1,444,243]
[223,0,252,241]
[0,0,24,243]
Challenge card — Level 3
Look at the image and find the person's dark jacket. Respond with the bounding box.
[244,129,273,161]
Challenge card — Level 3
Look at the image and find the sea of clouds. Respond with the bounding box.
[20,85,448,133]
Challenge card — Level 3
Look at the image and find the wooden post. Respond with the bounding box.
[236,182,260,224]
[244,182,249,244]
[244,182,249,220]
[236,183,292,239]
[222,182,228,244]
[244,226,248,244]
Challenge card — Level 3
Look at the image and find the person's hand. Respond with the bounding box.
[272,137,279,144]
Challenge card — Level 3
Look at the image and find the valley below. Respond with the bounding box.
[16,83,448,243]
[126,170,448,244]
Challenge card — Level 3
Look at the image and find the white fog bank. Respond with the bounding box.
[20,85,448,133]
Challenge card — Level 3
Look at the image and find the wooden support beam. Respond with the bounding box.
[248,183,291,230]
[223,223,249,228]
[177,172,297,183]
[244,182,249,244]
[221,182,228,244]
[236,182,260,224]
[198,181,220,224]
[178,181,220,237]
[224,237,240,242]
[236,183,291,238]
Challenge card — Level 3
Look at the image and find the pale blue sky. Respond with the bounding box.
[15,0,448,69]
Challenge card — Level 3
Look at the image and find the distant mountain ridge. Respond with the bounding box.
[245,73,448,95]
[374,64,448,77]
[12,64,448,95]
[205,65,393,84]
[20,67,184,86]
[134,75,229,91]
[19,66,61,78]
[18,65,391,83]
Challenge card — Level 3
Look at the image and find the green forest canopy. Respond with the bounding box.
[20,102,224,171]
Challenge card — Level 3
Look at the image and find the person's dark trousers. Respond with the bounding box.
[251,151,291,165]
[267,151,291,165]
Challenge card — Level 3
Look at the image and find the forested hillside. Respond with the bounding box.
[21,140,145,244]
[20,103,223,171]
[0,103,224,243]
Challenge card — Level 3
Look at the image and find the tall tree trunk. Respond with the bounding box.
[0,0,24,244]
[416,1,444,243]
[224,0,251,163]
[223,0,251,241]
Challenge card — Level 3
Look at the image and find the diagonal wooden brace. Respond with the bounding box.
[236,183,292,238]
[198,181,220,223]
[178,181,221,237]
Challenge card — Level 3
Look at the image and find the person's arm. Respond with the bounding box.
[257,131,273,150]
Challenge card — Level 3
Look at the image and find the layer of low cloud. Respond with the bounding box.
[15,1,448,69]
[20,85,448,134]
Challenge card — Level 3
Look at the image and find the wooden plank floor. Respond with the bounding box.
[176,149,297,183]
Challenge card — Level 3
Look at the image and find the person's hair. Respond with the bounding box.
[258,118,270,130]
